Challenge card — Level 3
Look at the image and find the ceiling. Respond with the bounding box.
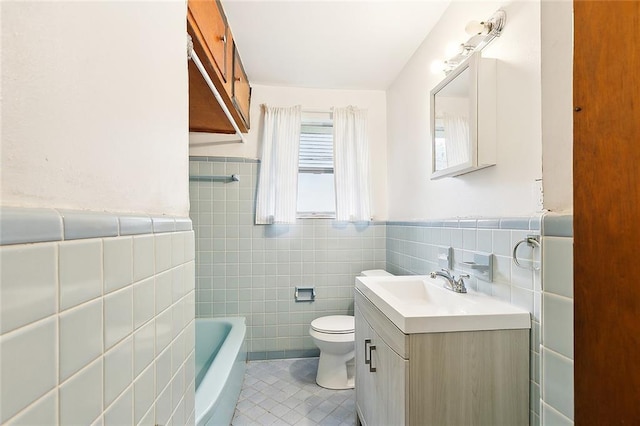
[222,0,451,90]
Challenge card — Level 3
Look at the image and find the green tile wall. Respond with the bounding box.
[189,157,385,360]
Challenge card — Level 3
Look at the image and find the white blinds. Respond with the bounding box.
[299,124,333,172]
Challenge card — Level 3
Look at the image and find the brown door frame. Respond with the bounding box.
[573,1,640,423]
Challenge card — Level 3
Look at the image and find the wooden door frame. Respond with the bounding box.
[573,1,640,423]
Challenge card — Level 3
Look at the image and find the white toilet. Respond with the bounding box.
[309,269,393,389]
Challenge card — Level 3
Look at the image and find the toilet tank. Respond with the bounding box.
[360,269,393,277]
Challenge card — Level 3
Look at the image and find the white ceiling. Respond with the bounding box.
[222,0,451,90]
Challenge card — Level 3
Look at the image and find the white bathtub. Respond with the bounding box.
[195,317,246,426]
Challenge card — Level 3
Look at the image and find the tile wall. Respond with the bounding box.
[0,208,195,426]
[541,216,574,425]
[189,157,386,360]
[386,217,544,425]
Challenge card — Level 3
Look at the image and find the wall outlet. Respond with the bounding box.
[532,179,543,211]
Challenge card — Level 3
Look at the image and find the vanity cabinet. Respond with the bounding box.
[354,289,529,426]
[188,0,251,134]
[355,304,407,426]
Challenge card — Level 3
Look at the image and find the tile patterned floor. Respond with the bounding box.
[232,358,356,426]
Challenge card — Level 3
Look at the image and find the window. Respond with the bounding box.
[433,118,447,171]
[297,114,336,217]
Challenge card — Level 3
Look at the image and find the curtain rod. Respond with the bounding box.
[302,108,333,114]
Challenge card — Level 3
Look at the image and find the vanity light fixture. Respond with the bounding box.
[440,9,506,74]
[465,9,506,37]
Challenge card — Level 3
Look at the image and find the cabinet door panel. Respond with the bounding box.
[188,0,227,81]
[371,329,406,426]
[232,44,251,129]
[355,306,375,426]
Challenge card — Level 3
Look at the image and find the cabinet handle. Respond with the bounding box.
[368,345,377,373]
[364,339,371,365]
[219,34,227,44]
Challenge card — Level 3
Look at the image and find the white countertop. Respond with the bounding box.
[356,275,531,334]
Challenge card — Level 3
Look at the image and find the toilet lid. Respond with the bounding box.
[311,315,355,334]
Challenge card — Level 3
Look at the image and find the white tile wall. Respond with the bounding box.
[0,230,196,426]
[59,358,103,425]
[541,236,574,425]
[59,239,102,310]
[59,299,103,381]
[0,244,57,334]
[0,318,57,423]
[542,348,574,421]
[103,236,133,293]
[104,337,133,407]
[4,390,57,426]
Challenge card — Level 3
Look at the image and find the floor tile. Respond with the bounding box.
[232,358,355,426]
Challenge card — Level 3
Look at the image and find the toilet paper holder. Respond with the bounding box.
[295,287,316,302]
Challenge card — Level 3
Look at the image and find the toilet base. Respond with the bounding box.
[315,351,355,390]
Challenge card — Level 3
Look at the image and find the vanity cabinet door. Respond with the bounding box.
[355,305,376,425]
[356,305,407,426]
[371,331,407,426]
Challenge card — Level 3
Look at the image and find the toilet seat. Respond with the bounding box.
[310,315,354,334]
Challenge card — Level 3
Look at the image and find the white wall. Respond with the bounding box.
[541,1,573,213]
[387,1,544,220]
[1,1,189,216]
[189,84,389,219]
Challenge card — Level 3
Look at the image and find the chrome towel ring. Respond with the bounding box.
[513,234,541,270]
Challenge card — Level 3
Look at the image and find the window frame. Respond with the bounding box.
[296,113,336,219]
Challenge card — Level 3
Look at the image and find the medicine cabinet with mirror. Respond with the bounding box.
[430,51,496,179]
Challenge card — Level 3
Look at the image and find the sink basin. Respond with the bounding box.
[356,275,531,333]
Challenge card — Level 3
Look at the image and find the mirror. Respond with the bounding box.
[430,52,495,179]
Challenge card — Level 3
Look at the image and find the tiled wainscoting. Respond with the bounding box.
[0,208,196,426]
[189,157,386,360]
[541,217,574,425]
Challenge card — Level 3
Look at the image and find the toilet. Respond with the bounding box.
[309,269,393,389]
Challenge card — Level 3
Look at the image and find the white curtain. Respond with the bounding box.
[255,105,302,224]
[442,112,470,166]
[333,106,371,222]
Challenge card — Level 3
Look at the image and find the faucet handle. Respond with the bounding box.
[455,274,470,293]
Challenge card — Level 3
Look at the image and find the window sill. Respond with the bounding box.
[296,213,336,219]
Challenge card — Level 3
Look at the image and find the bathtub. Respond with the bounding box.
[195,317,247,426]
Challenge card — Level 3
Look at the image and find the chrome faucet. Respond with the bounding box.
[429,269,469,293]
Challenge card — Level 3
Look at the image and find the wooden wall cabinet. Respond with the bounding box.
[187,0,251,134]
[354,290,529,426]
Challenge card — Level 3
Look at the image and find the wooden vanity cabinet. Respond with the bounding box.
[354,289,529,426]
[187,0,251,134]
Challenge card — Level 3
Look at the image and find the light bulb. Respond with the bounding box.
[445,41,463,59]
[465,20,488,36]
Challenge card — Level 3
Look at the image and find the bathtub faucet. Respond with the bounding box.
[429,269,469,293]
